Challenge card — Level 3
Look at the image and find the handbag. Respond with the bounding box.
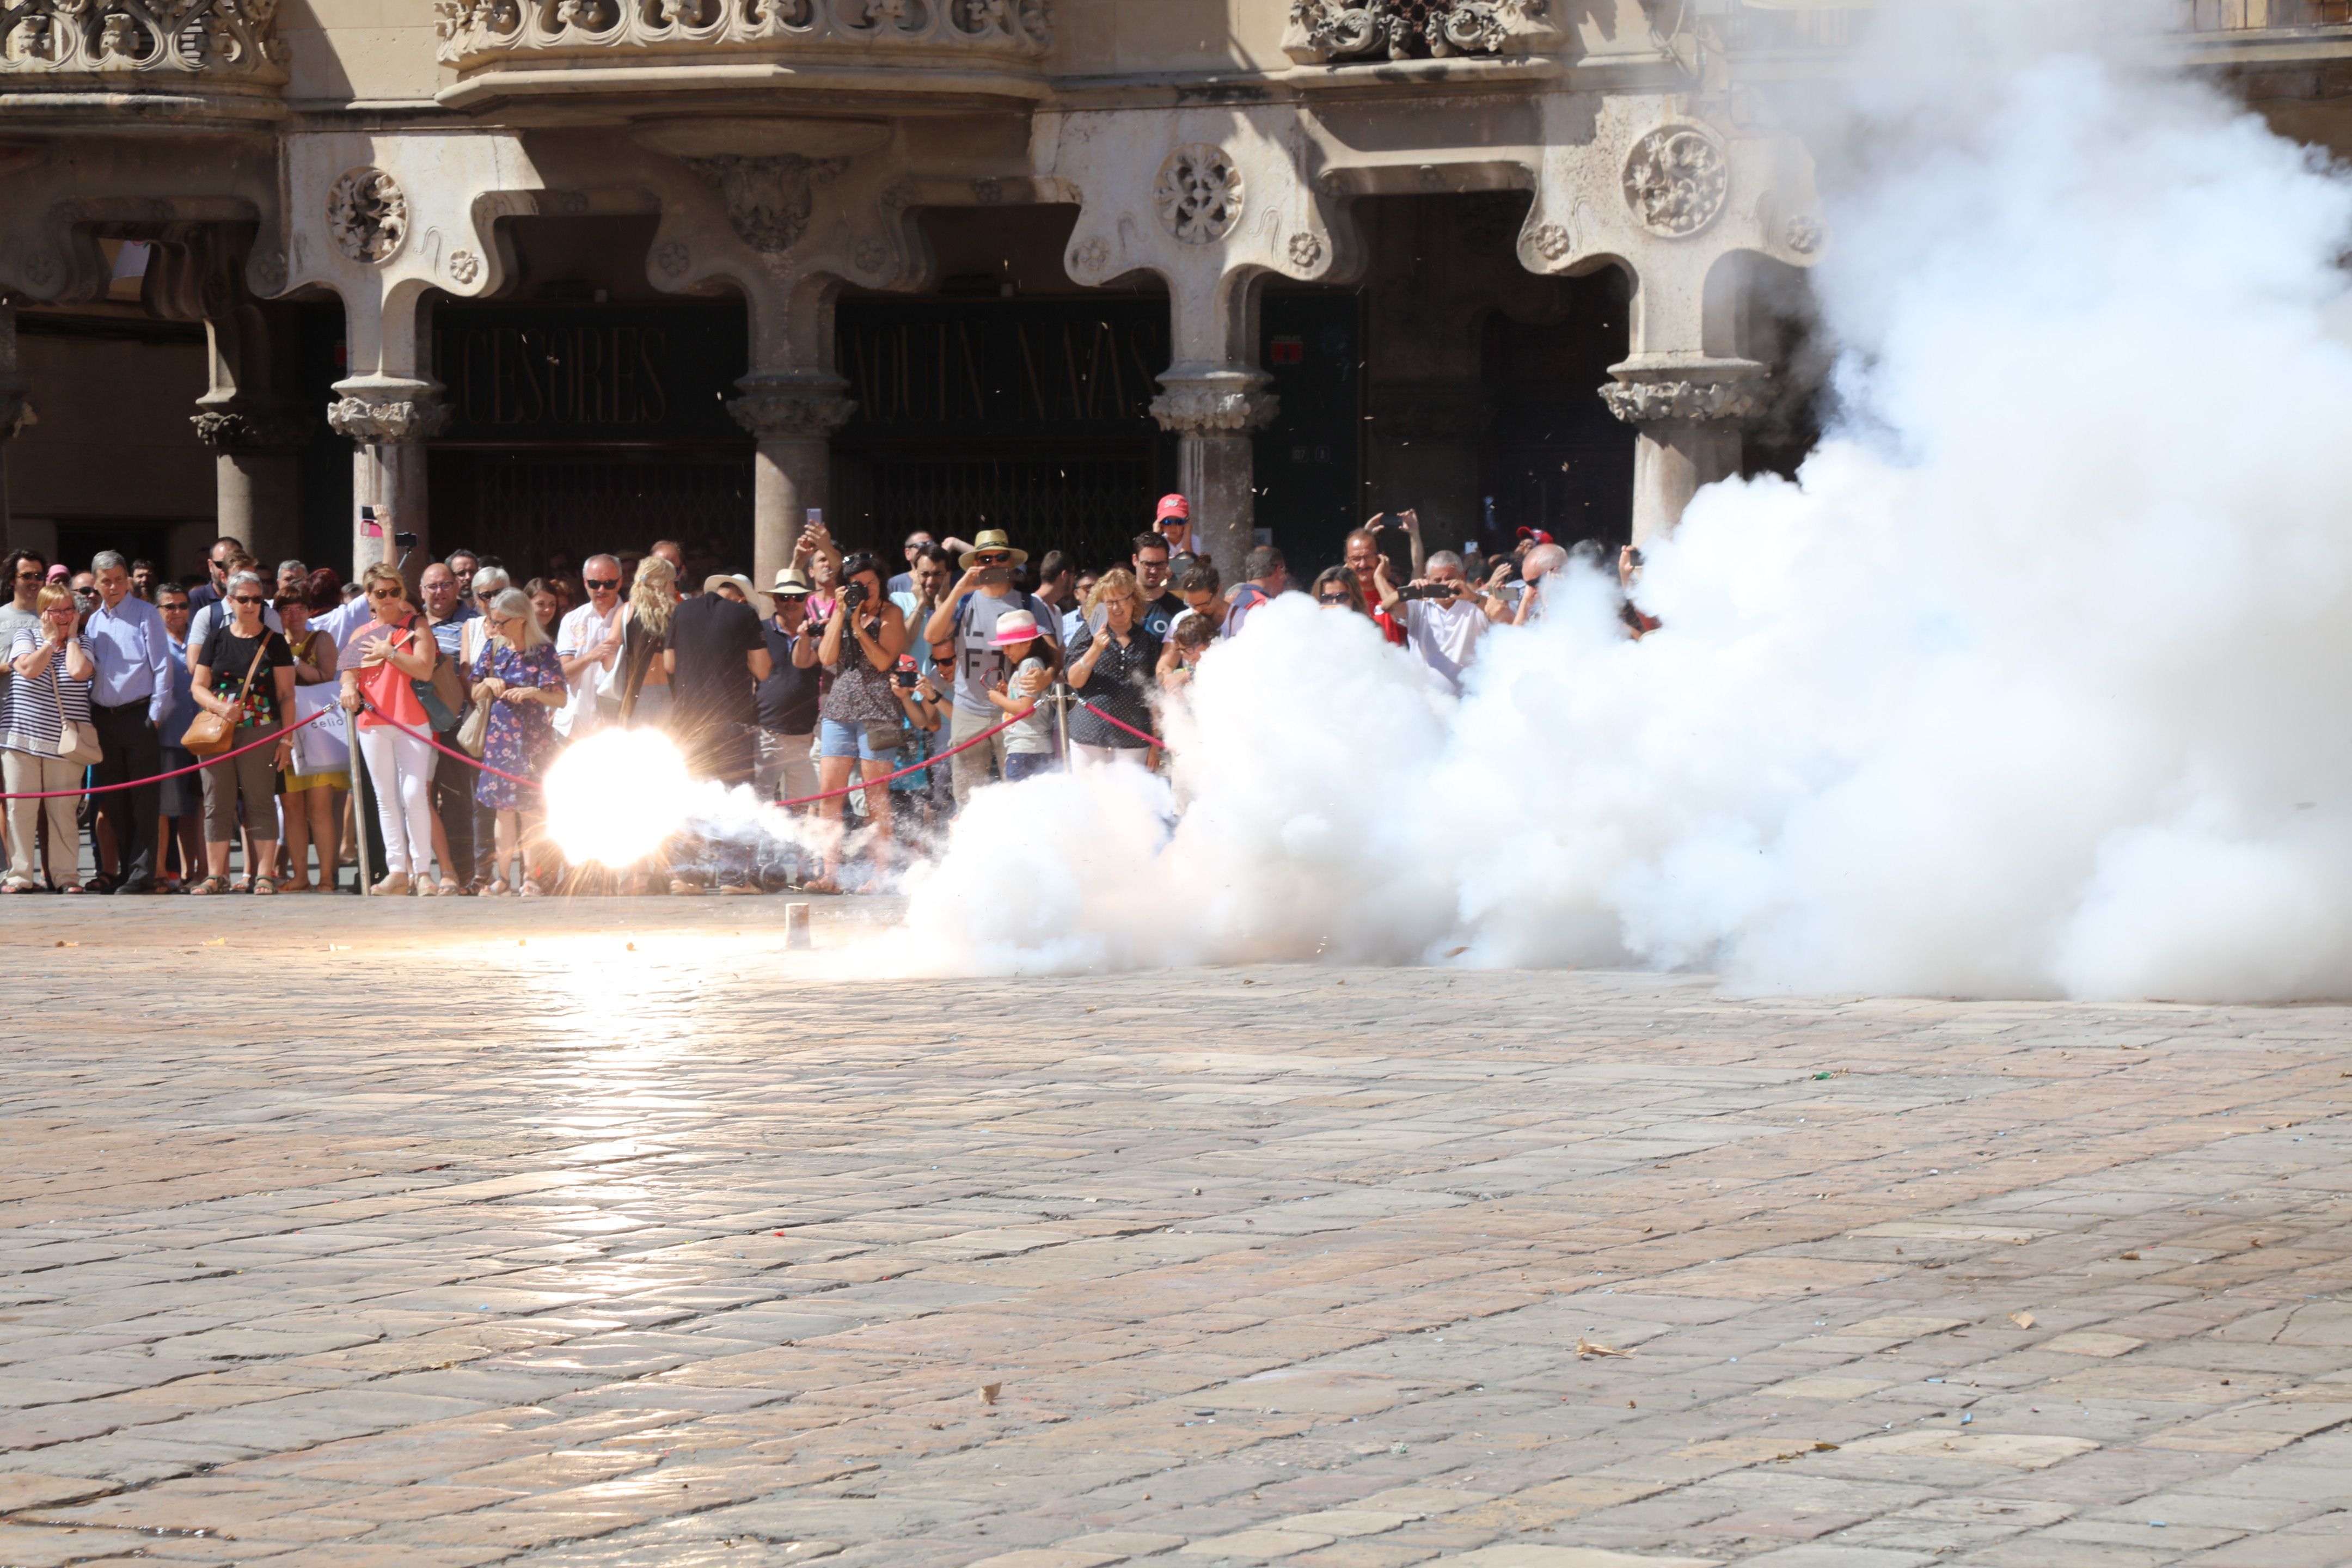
[456,690,493,757]
[403,621,465,732]
[861,716,905,756]
[181,640,267,760]
[46,663,101,767]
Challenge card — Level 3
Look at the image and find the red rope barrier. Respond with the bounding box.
[1068,694,1163,750]
[0,708,331,800]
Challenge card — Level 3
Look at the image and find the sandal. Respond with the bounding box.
[437,877,461,897]
[668,878,704,896]
[519,878,545,899]
[84,873,118,896]
[57,882,86,895]
[370,873,412,896]
[250,877,278,896]
[187,877,229,896]
[0,878,36,895]
[483,878,511,898]
[803,876,842,895]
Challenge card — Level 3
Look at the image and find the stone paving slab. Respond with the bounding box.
[0,900,2348,1566]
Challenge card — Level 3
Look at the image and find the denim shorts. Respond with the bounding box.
[818,716,902,761]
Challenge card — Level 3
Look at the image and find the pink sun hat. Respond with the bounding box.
[989,609,1041,647]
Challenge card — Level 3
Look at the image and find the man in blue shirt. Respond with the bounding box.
[83,550,174,893]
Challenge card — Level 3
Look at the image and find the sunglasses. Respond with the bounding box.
[1316,593,1350,605]
[231,595,266,605]
[584,578,620,591]
[972,552,1012,565]
[14,569,41,580]
[368,587,403,600]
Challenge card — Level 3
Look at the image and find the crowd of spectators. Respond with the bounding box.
[0,497,1652,896]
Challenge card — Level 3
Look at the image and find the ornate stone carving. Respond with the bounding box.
[1069,236,1111,275]
[446,248,481,284]
[681,154,844,254]
[878,178,918,212]
[249,249,287,295]
[1283,0,1559,63]
[326,168,408,265]
[436,0,1049,72]
[727,380,856,440]
[1529,221,1572,261]
[653,239,692,277]
[327,391,450,444]
[191,401,315,455]
[1153,145,1244,247]
[0,0,288,88]
[1622,126,1728,239]
[1150,383,1278,434]
[852,237,889,276]
[1286,231,1322,270]
[1599,376,1761,426]
[1784,214,1825,255]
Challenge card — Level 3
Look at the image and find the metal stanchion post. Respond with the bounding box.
[1056,681,1071,770]
[347,706,372,896]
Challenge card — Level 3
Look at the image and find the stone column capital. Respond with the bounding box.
[1150,370,1279,436]
[193,398,316,456]
[1600,358,1767,428]
[327,381,450,445]
[727,375,857,442]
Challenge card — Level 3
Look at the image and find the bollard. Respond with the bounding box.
[785,902,812,949]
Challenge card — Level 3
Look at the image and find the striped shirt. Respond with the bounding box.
[2,629,94,758]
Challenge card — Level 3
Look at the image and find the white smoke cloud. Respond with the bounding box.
[871,5,2352,1000]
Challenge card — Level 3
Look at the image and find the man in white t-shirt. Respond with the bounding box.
[921,529,1059,808]
[554,554,627,740]
[1376,549,1509,696]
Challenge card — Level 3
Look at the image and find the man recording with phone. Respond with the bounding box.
[922,529,1059,809]
[1373,549,1509,697]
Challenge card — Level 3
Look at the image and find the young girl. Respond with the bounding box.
[985,609,1061,782]
[1156,612,1217,694]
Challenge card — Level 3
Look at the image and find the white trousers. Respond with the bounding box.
[359,725,436,874]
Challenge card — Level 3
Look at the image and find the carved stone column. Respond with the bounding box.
[1151,370,1278,587]
[728,373,857,593]
[193,398,311,568]
[327,380,448,583]
[1600,360,1763,545]
[0,303,27,552]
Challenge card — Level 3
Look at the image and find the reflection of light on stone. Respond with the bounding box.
[544,728,694,866]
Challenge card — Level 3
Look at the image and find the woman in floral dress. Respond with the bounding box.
[469,587,566,897]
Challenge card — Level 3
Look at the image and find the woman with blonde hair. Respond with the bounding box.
[467,586,565,897]
[611,553,677,727]
[1065,566,1161,768]
[336,561,440,895]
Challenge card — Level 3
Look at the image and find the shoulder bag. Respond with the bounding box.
[45,659,102,767]
[408,621,466,733]
[181,640,267,759]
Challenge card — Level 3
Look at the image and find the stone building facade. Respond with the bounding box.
[0,1,2343,588]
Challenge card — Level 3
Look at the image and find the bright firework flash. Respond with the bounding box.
[542,727,886,879]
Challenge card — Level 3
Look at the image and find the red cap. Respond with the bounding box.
[1516,527,1553,545]
[1155,493,1190,523]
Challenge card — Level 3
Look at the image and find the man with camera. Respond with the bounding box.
[921,529,1060,808]
[1373,549,1510,696]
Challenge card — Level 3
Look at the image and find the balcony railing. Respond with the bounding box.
[0,0,286,108]
[435,0,1050,81]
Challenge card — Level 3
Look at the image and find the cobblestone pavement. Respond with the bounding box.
[2,900,2349,1568]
